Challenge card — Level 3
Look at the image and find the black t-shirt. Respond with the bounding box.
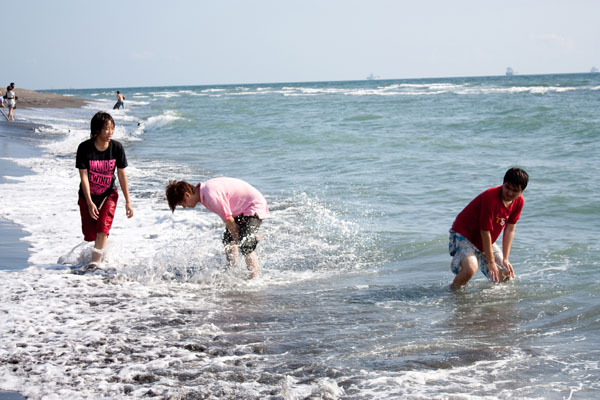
[76,138,128,205]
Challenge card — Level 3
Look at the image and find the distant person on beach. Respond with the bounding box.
[6,83,16,121]
[448,167,529,290]
[113,91,125,110]
[165,177,269,279]
[76,112,133,271]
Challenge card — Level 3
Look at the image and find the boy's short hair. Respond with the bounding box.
[90,112,115,138]
[165,180,196,212]
[504,167,529,191]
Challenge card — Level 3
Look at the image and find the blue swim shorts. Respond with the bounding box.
[448,230,504,280]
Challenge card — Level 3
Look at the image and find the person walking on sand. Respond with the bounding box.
[75,112,133,272]
[113,91,125,110]
[6,83,16,121]
[448,167,529,290]
[165,177,269,279]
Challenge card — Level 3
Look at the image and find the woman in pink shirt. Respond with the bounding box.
[166,177,269,278]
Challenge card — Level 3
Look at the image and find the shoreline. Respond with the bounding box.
[0,88,89,270]
[0,88,87,270]
[0,88,89,269]
[0,120,42,273]
[0,89,87,400]
[0,393,25,400]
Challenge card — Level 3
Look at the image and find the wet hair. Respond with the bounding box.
[90,112,115,139]
[165,180,196,212]
[504,167,529,191]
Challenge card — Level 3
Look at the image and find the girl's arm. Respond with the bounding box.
[117,168,134,218]
[79,169,99,220]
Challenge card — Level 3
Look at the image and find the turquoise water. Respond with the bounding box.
[105,74,600,259]
[1,74,599,398]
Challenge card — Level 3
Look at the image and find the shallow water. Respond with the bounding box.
[0,74,599,399]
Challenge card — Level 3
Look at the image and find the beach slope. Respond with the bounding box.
[10,88,88,109]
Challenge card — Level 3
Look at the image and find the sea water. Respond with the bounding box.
[0,74,599,399]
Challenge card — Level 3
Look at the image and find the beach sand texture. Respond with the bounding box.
[5,88,88,110]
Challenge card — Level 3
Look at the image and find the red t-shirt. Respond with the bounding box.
[451,186,524,251]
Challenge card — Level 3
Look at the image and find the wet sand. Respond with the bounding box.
[0,89,87,400]
[0,120,41,272]
[0,393,26,400]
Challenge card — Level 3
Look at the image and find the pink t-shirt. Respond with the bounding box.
[198,177,270,221]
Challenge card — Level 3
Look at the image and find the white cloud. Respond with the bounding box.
[131,50,154,61]
[530,33,574,51]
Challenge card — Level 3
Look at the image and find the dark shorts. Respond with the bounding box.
[78,190,118,242]
[222,215,262,256]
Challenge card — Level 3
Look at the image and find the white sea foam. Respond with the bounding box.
[121,99,151,107]
[455,85,579,95]
[200,82,591,98]
[150,91,181,99]
[140,110,183,131]
[0,267,221,399]
[1,104,371,281]
[79,81,598,103]
[0,104,371,397]
[2,78,598,398]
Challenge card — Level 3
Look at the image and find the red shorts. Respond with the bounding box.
[78,190,118,242]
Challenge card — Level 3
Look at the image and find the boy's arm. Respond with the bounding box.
[79,169,99,220]
[480,230,500,282]
[502,223,517,277]
[117,168,134,218]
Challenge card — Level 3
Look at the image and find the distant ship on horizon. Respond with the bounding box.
[366,73,380,80]
[591,66,599,73]
[506,67,515,76]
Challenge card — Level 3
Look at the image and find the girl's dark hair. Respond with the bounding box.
[165,180,196,212]
[90,111,115,138]
[504,167,529,191]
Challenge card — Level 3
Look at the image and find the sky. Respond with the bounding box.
[5,0,600,90]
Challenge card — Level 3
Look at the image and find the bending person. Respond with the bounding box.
[449,167,529,290]
[166,177,269,279]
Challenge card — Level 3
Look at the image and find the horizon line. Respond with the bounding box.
[37,71,599,92]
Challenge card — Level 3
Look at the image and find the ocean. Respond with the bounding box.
[0,73,599,399]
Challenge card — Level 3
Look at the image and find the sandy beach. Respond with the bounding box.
[7,88,89,110]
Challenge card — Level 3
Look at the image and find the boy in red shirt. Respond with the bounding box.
[449,168,529,290]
